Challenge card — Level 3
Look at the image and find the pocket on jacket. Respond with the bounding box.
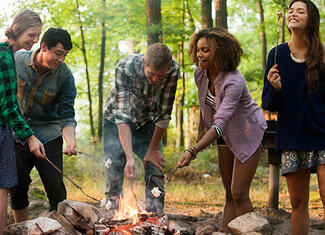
[41,89,56,104]
[17,78,26,99]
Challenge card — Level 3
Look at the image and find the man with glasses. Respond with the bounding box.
[10,28,77,222]
[103,43,179,214]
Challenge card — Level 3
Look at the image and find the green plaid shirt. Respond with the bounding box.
[0,42,34,139]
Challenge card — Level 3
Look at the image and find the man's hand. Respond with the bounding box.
[178,150,192,168]
[267,64,282,91]
[62,126,77,156]
[143,148,165,172]
[27,135,46,159]
[63,141,77,156]
[124,158,136,179]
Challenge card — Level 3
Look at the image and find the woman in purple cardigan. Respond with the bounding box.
[178,27,267,232]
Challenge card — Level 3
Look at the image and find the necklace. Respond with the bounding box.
[290,53,305,63]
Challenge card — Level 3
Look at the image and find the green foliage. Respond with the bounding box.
[6,0,325,178]
[163,145,219,177]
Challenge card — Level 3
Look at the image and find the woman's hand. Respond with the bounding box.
[178,150,193,168]
[267,64,282,91]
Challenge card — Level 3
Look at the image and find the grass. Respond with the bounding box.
[27,144,324,218]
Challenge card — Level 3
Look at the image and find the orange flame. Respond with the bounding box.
[113,193,142,224]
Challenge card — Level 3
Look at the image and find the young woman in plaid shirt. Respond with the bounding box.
[0,10,44,233]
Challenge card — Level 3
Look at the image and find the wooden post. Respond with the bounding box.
[267,149,281,209]
[268,164,280,209]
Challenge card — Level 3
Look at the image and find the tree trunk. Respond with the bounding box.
[146,0,162,45]
[214,0,227,29]
[176,0,185,147]
[188,106,200,146]
[201,0,213,29]
[257,0,267,70]
[75,0,95,138]
[97,0,106,141]
[280,0,286,44]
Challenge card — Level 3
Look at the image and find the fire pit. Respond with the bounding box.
[95,193,178,234]
[95,213,174,234]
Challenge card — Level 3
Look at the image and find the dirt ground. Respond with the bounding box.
[7,196,324,234]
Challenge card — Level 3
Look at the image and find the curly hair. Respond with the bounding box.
[288,0,325,91]
[188,27,243,72]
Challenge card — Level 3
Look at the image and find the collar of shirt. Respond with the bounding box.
[28,48,55,75]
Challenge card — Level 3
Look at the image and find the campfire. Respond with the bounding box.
[5,197,182,235]
[96,213,174,234]
[96,192,179,234]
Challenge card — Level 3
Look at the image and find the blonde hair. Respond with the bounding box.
[5,10,42,41]
[144,43,172,70]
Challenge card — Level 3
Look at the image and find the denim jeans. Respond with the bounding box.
[103,119,165,213]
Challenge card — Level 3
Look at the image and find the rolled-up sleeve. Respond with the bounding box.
[58,74,77,129]
[113,68,132,124]
[155,63,179,129]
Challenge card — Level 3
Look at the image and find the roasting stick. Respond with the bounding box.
[77,151,112,169]
[43,155,101,203]
[130,179,145,213]
[274,12,283,65]
[164,167,179,184]
[77,150,103,164]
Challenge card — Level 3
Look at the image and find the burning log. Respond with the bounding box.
[58,200,113,233]
[46,211,80,235]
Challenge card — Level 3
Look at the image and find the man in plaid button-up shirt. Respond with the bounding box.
[103,43,179,213]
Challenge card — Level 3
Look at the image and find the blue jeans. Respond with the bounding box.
[103,119,165,213]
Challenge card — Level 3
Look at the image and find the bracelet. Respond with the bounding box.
[184,146,198,160]
[184,149,194,159]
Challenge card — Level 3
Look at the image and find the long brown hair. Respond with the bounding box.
[288,0,325,91]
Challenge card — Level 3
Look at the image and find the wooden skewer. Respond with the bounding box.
[274,12,283,65]
[130,179,145,213]
[43,155,101,203]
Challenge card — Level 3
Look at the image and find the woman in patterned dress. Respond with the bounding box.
[262,1,325,234]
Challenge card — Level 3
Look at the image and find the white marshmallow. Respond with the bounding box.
[100,198,106,207]
[104,159,112,169]
[105,200,112,210]
[151,187,161,198]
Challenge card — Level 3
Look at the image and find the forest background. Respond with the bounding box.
[1,0,325,216]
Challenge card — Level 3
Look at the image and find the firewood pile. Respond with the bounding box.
[7,199,309,234]
[4,200,193,235]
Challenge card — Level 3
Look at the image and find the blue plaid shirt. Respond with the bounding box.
[104,54,179,129]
